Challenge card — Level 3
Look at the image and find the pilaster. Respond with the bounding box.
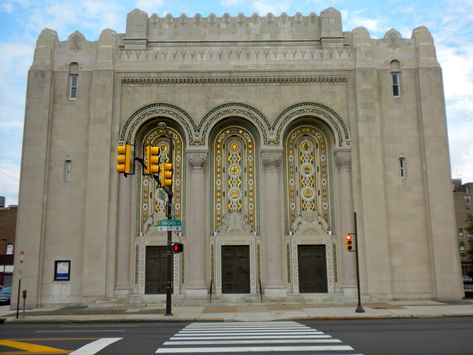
[184,148,209,295]
[261,148,286,296]
[334,149,356,289]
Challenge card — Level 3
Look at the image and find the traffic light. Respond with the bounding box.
[144,145,160,175]
[160,162,173,187]
[172,242,184,254]
[345,233,354,252]
[116,144,131,175]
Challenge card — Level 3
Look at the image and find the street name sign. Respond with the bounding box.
[156,219,182,232]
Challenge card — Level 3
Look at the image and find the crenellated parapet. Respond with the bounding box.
[31,8,439,72]
[122,8,345,48]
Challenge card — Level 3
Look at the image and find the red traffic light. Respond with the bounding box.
[172,242,184,254]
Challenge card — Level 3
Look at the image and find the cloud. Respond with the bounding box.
[221,0,242,6]
[251,1,290,15]
[135,0,166,15]
[344,9,386,35]
[0,162,20,206]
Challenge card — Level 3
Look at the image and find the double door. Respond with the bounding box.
[145,246,172,294]
[222,246,250,294]
[298,245,328,293]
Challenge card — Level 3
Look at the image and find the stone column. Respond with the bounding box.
[115,174,131,295]
[261,148,287,296]
[185,148,209,296]
[334,149,356,290]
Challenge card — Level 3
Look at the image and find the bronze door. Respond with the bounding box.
[222,246,250,294]
[145,246,172,294]
[297,245,328,293]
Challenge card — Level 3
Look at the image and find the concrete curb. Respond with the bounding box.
[2,312,473,324]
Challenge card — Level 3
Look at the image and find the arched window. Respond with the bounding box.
[286,125,331,231]
[213,126,257,233]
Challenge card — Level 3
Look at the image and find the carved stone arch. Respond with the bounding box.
[118,103,197,145]
[68,31,86,52]
[197,103,270,146]
[272,102,351,147]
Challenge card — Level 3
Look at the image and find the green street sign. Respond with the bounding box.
[156,219,182,232]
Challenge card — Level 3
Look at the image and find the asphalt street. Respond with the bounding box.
[0,317,472,354]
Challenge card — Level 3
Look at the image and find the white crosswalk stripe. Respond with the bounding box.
[156,321,362,354]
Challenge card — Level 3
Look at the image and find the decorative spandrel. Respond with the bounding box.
[286,126,330,231]
[214,126,256,234]
[140,127,183,234]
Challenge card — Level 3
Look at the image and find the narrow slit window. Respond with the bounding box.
[65,159,72,182]
[69,74,78,100]
[392,73,400,97]
[399,157,406,178]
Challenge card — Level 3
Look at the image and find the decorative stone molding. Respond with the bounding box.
[272,102,351,147]
[119,103,197,145]
[198,103,270,146]
[121,75,347,85]
[261,148,283,169]
[334,149,352,169]
[117,48,353,63]
[186,149,208,168]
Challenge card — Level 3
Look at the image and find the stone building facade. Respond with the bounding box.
[453,179,473,261]
[13,8,464,307]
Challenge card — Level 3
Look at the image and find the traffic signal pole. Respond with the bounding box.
[354,212,365,313]
[165,186,173,316]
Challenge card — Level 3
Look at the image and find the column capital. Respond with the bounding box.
[334,148,352,168]
[186,147,208,168]
[261,147,283,168]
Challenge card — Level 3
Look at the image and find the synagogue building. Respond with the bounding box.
[13,8,463,307]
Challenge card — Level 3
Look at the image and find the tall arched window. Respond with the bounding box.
[213,126,257,233]
[139,126,184,234]
[286,125,331,230]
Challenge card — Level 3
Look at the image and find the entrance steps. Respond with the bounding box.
[87,292,359,308]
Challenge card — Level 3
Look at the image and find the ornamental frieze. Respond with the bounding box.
[121,76,347,85]
[116,47,353,62]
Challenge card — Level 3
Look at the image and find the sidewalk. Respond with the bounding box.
[2,300,473,323]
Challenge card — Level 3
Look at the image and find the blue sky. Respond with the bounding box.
[1,0,472,206]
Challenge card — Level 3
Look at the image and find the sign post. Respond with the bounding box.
[16,251,24,319]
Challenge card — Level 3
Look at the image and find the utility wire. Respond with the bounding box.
[0,169,19,182]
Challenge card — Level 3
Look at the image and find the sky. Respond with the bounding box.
[0,0,472,206]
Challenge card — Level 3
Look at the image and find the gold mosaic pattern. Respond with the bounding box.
[214,126,256,232]
[286,126,330,227]
[140,127,183,232]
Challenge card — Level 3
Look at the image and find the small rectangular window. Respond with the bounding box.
[399,157,406,178]
[391,73,400,97]
[65,159,72,182]
[69,74,78,100]
[466,196,471,205]
[459,228,464,236]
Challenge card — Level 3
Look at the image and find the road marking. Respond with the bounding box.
[36,330,126,333]
[171,334,330,340]
[164,339,342,345]
[69,338,122,355]
[175,331,323,336]
[0,338,97,341]
[156,345,354,353]
[156,321,362,354]
[0,340,68,354]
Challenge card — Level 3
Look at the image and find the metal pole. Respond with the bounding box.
[354,212,365,313]
[16,278,21,319]
[165,130,174,316]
